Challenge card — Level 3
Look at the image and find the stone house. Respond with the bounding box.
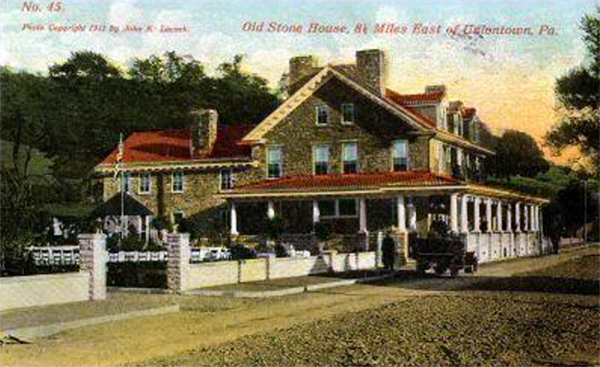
[95,49,548,261]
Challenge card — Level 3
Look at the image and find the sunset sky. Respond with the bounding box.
[1,0,596,164]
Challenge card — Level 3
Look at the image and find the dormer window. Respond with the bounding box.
[342,142,358,173]
[315,105,329,125]
[313,145,329,175]
[392,140,409,171]
[341,103,355,124]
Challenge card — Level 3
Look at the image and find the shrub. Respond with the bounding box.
[229,244,257,260]
[274,243,289,257]
[382,235,396,271]
[264,216,285,241]
[314,222,331,242]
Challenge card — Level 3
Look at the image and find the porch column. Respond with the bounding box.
[496,201,503,232]
[230,201,238,236]
[145,215,151,243]
[267,201,275,219]
[450,193,458,233]
[523,204,529,231]
[485,199,492,233]
[515,202,521,232]
[396,195,406,232]
[506,203,512,232]
[531,205,537,231]
[359,198,368,234]
[460,194,469,233]
[474,197,481,232]
[407,197,417,232]
[312,200,320,223]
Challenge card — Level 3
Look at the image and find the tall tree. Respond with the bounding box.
[546,8,600,172]
[489,130,549,179]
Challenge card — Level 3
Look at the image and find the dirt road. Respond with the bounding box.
[1,247,597,367]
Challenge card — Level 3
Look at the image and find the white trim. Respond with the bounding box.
[312,144,330,175]
[171,171,184,193]
[315,104,330,126]
[138,172,151,195]
[318,198,358,219]
[341,141,359,174]
[391,139,409,172]
[266,145,283,179]
[241,66,432,144]
[220,167,234,190]
[341,103,355,125]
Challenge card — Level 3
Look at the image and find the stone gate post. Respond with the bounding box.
[78,233,107,301]
[167,233,190,293]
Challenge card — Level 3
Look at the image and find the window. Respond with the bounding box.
[220,168,233,190]
[139,173,151,194]
[318,199,358,218]
[341,103,355,124]
[318,200,336,217]
[338,199,358,217]
[172,171,184,193]
[122,172,132,193]
[172,211,184,232]
[315,105,329,125]
[342,142,358,173]
[313,145,329,175]
[392,140,409,171]
[267,147,282,178]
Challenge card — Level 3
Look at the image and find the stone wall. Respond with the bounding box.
[263,78,429,176]
[0,272,89,311]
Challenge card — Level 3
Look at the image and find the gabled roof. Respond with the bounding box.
[240,65,436,144]
[98,125,253,167]
[225,170,459,196]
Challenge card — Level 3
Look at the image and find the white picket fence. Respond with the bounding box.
[27,245,233,264]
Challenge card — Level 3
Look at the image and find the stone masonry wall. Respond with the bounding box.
[262,77,430,176]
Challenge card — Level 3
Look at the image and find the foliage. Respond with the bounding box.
[1,50,281,246]
[263,216,285,241]
[544,179,599,239]
[314,222,332,242]
[229,244,257,260]
[546,8,600,171]
[488,130,549,179]
[381,235,396,271]
[274,243,289,258]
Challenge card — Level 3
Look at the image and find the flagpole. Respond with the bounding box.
[117,133,125,240]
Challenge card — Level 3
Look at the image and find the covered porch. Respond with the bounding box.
[222,172,549,263]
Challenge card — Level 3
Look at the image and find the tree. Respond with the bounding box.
[489,130,549,179]
[546,8,600,172]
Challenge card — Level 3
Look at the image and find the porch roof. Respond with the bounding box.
[222,171,462,198]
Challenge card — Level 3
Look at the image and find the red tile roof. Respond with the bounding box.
[386,88,445,105]
[230,170,459,194]
[385,89,437,128]
[463,107,477,120]
[99,125,253,165]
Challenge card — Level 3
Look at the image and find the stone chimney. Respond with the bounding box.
[288,55,319,94]
[356,49,386,95]
[190,109,218,157]
[425,85,447,95]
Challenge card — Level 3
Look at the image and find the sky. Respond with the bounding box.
[1,0,596,164]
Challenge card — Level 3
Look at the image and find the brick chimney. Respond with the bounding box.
[190,109,217,157]
[356,49,386,95]
[288,55,319,94]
